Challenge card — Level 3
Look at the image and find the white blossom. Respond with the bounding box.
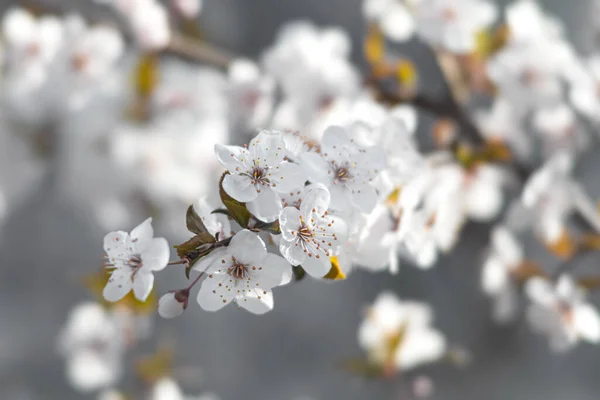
[358,292,446,371]
[522,153,575,243]
[279,183,349,277]
[215,131,308,222]
[481,226,524,322]
[195,230,292,314]
[300,125,386,213]
[414,0,497,54]
[58,303,124,392]
[362,0,415,42]
[103,218,170,302]
[526,275,600,352]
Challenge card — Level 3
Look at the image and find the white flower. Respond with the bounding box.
[1,8,63,88]
[103,218,170,302]
[300,125,386,213]
[522,153,575,243]
[58,302,124,392]
[532,104,586,157]
[475,97,531,160]
[362,0,415,42]
[195,230,292,314]
[128,0,171,51]
[215,131,308,222]
[414,0,497,54]
[263,21,360,134]
[172,0,203,19]
[279,183,349,277]
[481,226,523,322]
[358,292,446,371]
[227,58,275,130]
[151,377,220,400]
[158,292,187,319]
[194,196,232,239]
[526,275,600,352]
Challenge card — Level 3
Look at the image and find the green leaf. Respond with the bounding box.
[254,219,281,234]
[293,266,306,282]
[185,204,208,234]
[219,172,252,228]
[211,208,232,217]
[174,232,216,259]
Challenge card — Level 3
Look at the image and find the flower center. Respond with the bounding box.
[250,167,270,186]
[335,166,350,182]
[128,254,143,269]
[298,223,313,241]
[228,258,249,280]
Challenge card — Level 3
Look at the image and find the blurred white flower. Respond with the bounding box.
[215,131,307,222]
[195,230,292,314]
[362,0,415,42]
[481,226,523,322]
[532,104,586,157]
[58,303,124,392]
[300,125,386,213]
[1,8,63,90]
[414,0,498,54]
[227,58,275,130]
[522,153,575,243]
[279,183,349,277]
[151,377,219,400]
[475,97,531,160]
[172,0,203,19]
[103,218,170,302]
[526,275,600,352]
[358,292,446,372]
[263,21,360,135]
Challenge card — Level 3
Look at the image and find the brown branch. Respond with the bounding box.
[167,32,235,68]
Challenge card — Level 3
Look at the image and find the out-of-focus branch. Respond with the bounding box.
[167,32,235,68]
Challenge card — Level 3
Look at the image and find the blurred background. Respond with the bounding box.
[0,0,599,399]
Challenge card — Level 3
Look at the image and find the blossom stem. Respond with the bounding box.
[186,271,205,290]
[167,259,189,266]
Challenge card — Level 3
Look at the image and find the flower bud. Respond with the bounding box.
[158,290,189,319]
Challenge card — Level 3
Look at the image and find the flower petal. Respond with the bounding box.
[249,131,286,167]
[271,162,308,193]
[300,183,331,217]
[573,304,600,343]
[130,218,154,252]
[252,253,292,289]
[229,229,266,265]
[222,173,258,202]
[197,273,236,311]
[141,237,170,271]
[301,253,330,277]
[103,269,133,302]
[237,289,274,314]
[133,271,154,301]
[299,152,333,185]
[279,206,302,241]
[246,188,282,222]
[349,183,378,213]
[321,125,353,154]
[214,144,249,173]
[279,239,306,266]
[103,230,130,261]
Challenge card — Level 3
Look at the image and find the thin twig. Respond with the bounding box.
[167,32,235,68]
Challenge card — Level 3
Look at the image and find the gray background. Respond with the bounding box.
[0,0,599,399]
